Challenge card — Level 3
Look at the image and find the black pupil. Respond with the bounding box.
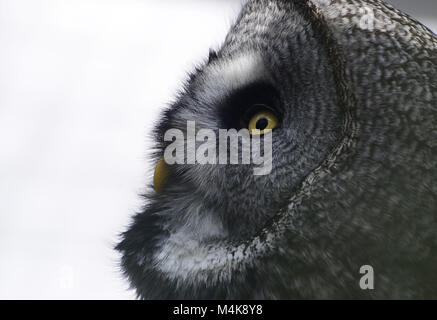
[256,117,269,131]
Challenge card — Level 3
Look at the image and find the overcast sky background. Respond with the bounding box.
[0,0,435,299]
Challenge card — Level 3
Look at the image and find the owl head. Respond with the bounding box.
[117,0,437,299]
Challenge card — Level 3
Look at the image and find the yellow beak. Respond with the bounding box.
[153,158,169,195]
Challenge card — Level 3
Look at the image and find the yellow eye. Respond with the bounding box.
[248,110,278,135]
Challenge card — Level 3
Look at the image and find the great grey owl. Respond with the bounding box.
[117,0,437,299]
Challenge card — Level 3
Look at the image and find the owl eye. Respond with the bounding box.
[248,108,278,135]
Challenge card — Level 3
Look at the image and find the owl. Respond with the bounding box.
[117,0,437,299]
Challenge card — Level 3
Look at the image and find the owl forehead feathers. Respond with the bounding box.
[175,52,271,125]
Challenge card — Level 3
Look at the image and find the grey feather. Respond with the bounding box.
[117,0,437,299]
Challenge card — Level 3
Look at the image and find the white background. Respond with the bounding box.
[0,0,435,299]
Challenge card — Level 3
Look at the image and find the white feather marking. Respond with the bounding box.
[195,52,271,107]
